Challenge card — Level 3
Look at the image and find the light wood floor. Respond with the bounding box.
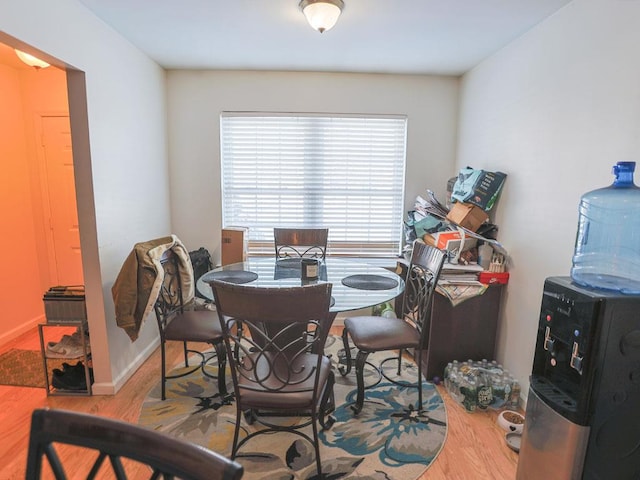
[0,327,519,479]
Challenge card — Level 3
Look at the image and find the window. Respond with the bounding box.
[220,113,407,257]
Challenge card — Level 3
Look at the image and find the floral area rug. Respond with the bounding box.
[138,335,448,479]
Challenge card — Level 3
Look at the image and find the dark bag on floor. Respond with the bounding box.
[189,248,213,299]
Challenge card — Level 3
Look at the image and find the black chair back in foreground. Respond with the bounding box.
[25,408,243,480]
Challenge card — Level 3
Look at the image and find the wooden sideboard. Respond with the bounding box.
[395,261,505,381]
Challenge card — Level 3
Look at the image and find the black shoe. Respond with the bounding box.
[63,361,94,383]
[51,362,93,391]
[52,370,86,390]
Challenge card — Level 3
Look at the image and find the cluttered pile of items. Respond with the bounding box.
[404,167,509,305]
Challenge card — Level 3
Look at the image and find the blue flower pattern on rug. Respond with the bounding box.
[138,336,447,480]
[322,382,447,468]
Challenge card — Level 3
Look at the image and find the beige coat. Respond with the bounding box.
[112,235,193,341]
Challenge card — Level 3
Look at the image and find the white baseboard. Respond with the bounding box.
[0,315,45,347]
[91,338,160,395]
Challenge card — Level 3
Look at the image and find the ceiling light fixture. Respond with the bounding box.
[14,49,50,69]
[299,0,344,33]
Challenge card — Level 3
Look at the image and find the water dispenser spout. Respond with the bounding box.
[543,326,555,353]
[570,341,583,374]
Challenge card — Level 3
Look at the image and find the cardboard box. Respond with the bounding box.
[423,230,477,252]
[221,227,248,265]
[479,271,510,285]
[446,202,489,232]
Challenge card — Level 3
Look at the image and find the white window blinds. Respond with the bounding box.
[220,113,407,257]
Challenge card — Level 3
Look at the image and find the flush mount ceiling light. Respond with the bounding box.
[14,49,50,69]
[299,0,344,33]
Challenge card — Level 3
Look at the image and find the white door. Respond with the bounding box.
[40,115,84,286]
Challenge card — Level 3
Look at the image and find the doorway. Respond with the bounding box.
[0,42,81,345]
[0,33,110,393]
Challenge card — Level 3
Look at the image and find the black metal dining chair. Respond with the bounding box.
[208,280,335,478]
[25,408,244,480]
[339,242,446,414]
[274,228,329,259]
[154,249,227,400]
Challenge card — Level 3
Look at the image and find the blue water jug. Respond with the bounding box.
[571,161,640,294]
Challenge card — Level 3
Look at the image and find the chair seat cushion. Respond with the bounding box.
[238,354,331,410]
[344,316,420,352]
[164,310,223,343]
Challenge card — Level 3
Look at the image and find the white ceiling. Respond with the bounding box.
[75,0,572,76]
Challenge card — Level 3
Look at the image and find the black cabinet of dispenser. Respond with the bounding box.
[517,276,640,480]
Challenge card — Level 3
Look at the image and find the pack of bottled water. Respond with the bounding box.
[444,359,520,413]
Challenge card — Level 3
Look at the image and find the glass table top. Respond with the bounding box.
[196,257,405,313]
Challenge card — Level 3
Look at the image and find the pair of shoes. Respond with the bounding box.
[52,362,93,391]
[46,332,90,359]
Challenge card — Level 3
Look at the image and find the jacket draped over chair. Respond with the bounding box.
[112,235,193,341]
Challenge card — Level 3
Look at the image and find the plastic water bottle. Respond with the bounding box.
[571,161,640,294]
[488,372,507,410]
[446,360,459,394]
[507,378,521,409]
[460,373,477,412]
[476,368,493,410]
[380,303,397,318]
[444,362,453,392]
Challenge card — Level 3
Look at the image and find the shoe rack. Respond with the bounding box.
[38,319,92,396]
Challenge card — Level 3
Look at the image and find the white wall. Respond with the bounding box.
[167,70,460,262]
[458,0,640,399]
[0,0,170,393]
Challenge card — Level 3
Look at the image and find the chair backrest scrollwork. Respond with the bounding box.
[274,228,329,259]
[209,281,333,397]
[400,242,446,347]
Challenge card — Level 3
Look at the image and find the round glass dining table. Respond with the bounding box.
[196,257,405,314]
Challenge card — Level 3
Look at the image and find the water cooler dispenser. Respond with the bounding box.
[517,276,640,479]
